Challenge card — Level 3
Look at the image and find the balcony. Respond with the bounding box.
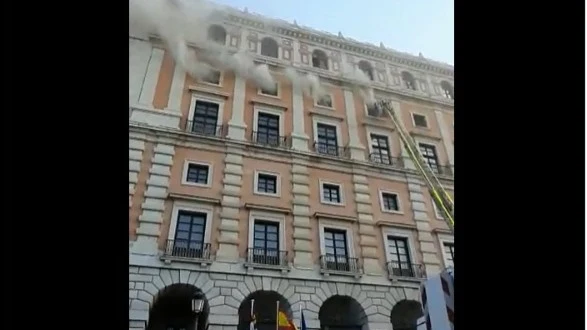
[245,248,290,273]
[251,131,290,148]
[432,165,454,177]
[368,153,405,169]
[160,240,212,266]
[319,254,362,278]
[386,261,426,281]
[185,121,225,138]
[312,142,350,159]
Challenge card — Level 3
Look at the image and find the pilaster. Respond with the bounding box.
[352,171,382,275]
[290,158,313,268]
[343,89,366,160]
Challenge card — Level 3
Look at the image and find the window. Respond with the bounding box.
[419,143,440,173]
[190,100,219,135]
[207,24,226,44]
[171,211,207,258]
[254,171,279,196]
[201,70,221,85]
[443,242,454,267]
[402,71,417,90]
[316,94,333,108]
[380,191,400,212]
[320,181,343,205]
[252,220,280,265]
[312,49,329,70]
[370,134,391,164]
[440,81,454,100]
[358,60,374,81]
[181,161,212,187]
[315,123,339,156]
[323,228,350,271]
[259,82,279,97]
[255,112,280,146]
[387,236,414,277]
[366,104,383,117]
[412,114,428,128]
[260,37,279,58]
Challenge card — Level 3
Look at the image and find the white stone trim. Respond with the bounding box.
[365,127,393,155]
[253,169,281,197]
[378,189,403,214]
[319,179,345,206]
[138,47,164,106]
[312,117,343,147]
[437,233,454,268]
[257,80,281,99]
[432,201,445,220]
[252,105,285,136]
[187,92,225,128]
[410,111,429,129]
[381,226,418,266]
[167,200,214,243]
[247,210,286,251]
[318,222,356,258]
[181,160,213,188]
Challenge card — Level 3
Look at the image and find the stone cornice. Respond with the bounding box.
[221,10,453,77]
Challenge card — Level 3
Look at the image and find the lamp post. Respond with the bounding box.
[192,297,204,330]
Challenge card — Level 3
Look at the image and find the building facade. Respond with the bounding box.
[129,4,454,330]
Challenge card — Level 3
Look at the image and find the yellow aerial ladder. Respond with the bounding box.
[375,100,454,234]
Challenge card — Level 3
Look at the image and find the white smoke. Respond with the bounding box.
[130,0,379,110]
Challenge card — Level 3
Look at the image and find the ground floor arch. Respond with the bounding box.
[390,299,423,330]
[237,290,293,330]
[319,295,368,330]
[147,283,209,330]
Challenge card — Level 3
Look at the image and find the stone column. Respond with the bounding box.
[290,158,313,268]
[291,82,310,151]
[406,176,442,275]
[133,142,175,255]
[138,47,165,106]
[391,100,416,169]
[227,75,247,140]
[164,63,186,111]
[434,110,454,168]
[129,137,146,208]
[129,39,153,105]
[343,89,366,160]
[216,147,244,261]
[352,171,382,275]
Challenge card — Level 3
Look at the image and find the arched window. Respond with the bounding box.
[312,49,329,70]
[207,24,226,44]
[440,81,454,99]
[358,60,374,81]
[260,37,279,58]
[402,71,417,90]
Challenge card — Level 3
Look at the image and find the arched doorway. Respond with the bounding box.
[319,295,367,330]
[147,284,209,330]
[237,290,293,330]
[390,300,423,330]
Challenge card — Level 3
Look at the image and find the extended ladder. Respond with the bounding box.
[375,100,454,234]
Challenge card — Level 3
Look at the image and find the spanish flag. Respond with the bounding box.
[276,301,298,330]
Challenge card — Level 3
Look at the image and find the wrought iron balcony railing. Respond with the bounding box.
[312,142,350,158]
[251,131,290,148]
[368,152,405,168]
[433,165,453,177]
[162,240,211,261]
[246,248,288,267]
[386,261,426,279]
[185,121,225,137]
[319,254,361,274]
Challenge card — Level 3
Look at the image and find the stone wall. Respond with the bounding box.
[129,266,422,330]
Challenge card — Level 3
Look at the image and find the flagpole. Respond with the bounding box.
[251,299,255,317]
[276,300,280,330]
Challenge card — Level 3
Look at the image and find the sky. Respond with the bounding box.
[213,0,454,65]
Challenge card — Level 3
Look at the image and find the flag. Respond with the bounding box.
[276,300,297,330]
[300,309,307,330]
[250,299,256,330]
